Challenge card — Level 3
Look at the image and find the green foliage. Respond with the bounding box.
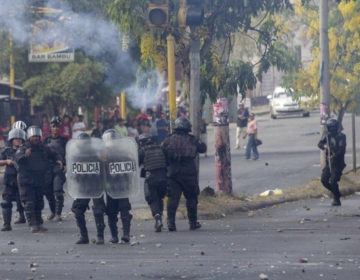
[23,53,112,115]
[107,0,294,103]
[201,51,257,102]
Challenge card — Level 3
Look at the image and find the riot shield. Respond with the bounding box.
[66,138,105,199]
[104,137,139,199]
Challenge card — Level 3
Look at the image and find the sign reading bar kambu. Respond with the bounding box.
[29,11,74,63]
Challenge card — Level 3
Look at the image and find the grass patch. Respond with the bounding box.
[196,171,360,219]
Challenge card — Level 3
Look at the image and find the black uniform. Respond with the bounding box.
[162,130,207,231]
[43,135,68,217]
[15,141,62,230]
[1,147,25,230]
[318,122,346,206]
[139,136,167,232]
[72,130,133,244]
[72,195,132,244]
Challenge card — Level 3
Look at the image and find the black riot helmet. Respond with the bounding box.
[326,118,339,135]
[8,128,26,142]
[77,132,90,140]
[27,126,42,138]
[174,117,192,133]
[138,133,153,146]
[50,116,62,126]
[102,129,119,142]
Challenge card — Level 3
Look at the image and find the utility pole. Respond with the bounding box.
[121,91,126,119]
[9,31,15,126]
[213,98,232,195]
[189,30,201,139]
[320,0,330,168]
[167,34,177,133]
[352,112,356,173]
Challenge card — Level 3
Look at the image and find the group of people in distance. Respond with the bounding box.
[0,112,207,245]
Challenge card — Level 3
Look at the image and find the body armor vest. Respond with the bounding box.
[2,148,17,176]
[166,134,197,160]
[45,136,66,158]
[26,145,47,172]
[144,144,166,171]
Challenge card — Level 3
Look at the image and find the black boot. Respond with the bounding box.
[108,215,119,244]
[189,221,202,230]
[167,212,176,232]
[1,207,12,231]
[53,196,64,222]
[332,196,341,206]
[25,210,38,233]
[14,210,26,224]
[154,213,163,233]
[75,214,89,244]
[121,212,132,243]
[331,185,342,206]
[47,196,56,221]
[35,211,47,232]
[94,214,105,245]
[187,199,201,230]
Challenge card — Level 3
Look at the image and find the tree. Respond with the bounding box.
[0,1,130,116]
[284,0,360,123]
[107,0,295,102]
[23,53,112,115]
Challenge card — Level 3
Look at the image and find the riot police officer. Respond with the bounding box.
[15,126,64,233]
[70,132,106,244]
[139,133,167,232]
[318,118,346,206]
[12,120,27,131]
[0,128,26,231]
[161,117,207,231]
[43,116,68,221]
[102,129,133,243]
[71,131,134,244]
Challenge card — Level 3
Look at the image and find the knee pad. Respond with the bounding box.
[55,195,64,203]
[71,200,88,215]
[24,201,35,212]
[120,211,132,221]
[186,198,197,208]
[1,201,12,209]
[92,205,105,216]
[38,199,45,210]
[118,198,131,212]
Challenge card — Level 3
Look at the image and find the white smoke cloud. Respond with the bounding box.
[0,0,165,110]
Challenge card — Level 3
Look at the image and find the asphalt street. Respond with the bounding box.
[1,194,360,280]
[1,111,359,209]
[200,112,360,195]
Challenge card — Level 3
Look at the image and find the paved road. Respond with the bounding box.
[1,194,360,280]
[1,112,359,208]
[200,112,360,195]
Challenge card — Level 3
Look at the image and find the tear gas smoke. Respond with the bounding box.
[0,0,165,110]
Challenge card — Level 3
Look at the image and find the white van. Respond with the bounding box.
[267,87,310,119]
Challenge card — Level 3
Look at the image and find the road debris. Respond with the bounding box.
[10,248,19,254]
[260,189,283,197]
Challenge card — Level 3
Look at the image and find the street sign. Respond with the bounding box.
[29,12,74,63]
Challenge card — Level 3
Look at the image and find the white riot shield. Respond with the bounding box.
[66,138,105,199]
[104,137,139,199]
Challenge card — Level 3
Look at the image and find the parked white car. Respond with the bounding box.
[267,87,310,119]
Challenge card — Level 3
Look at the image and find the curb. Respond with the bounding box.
[131,171,360,221]
[195,170,360,220]
[253,110,270,116]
